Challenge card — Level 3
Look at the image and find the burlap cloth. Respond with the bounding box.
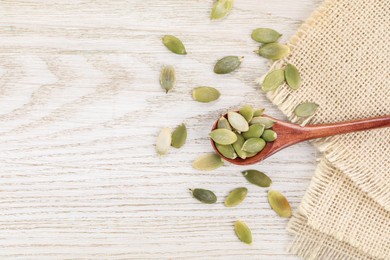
[261,0,390,258]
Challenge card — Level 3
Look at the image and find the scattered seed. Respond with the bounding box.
[216,144,237,159]
[171,123,187,148]
[217,116,232,130]
[242,169,272,187]
[250,116,275,128]
[159,65,176,93]
[228,111,249,132]
[253,108,265,117]
[232,133,247,159]
[261,129,277,142]
[239,105,254,122]
[251,28,282,43]
[192,86,221,103]
[294,102,319,117]
[285,63,301,90]
[256,43,290,60]
[242,124,265,139]
[210,0,234,20]
[162,35,187,55]
[192,153,224,171]
[241,138,266,153]
[190,188,217,204]
[214,56,243,74]
[234,221,252,244]
[210,128,237,145]
[225,187,248,207]
[262,69,285,92]
[268,190,292,218]
[156,127,171,156]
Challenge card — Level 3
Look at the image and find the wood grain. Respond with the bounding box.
[0,0,321,258]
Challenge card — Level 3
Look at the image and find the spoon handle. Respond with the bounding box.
[302,115,390,140]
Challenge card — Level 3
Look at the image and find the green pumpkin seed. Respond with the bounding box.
[156,127,171,156]
[162,35,187,55]
[242,169,272,187]
[241,138,266,153]
[245,152,257,158]
[253,108,265,117]
[251,28,282,43]
[294,102,319,117]
[239,105,254,122]
[216,144,237,159]
[228,112,249,132]
[250,116,275,128]
[262,69,285,92]
[159,65,176,93]
[242,124,265,139]
[285,64,301,90]
[190,188,217,204]
[257,43,290,60]
[261,129,277,142]
[192,153,224,171]
[214,56,243,74]
[209,128,237,145]
[192,87,221,103]
[171,123,187,148]
[268,190,292,218]
[232,133,247,159]
[210,0,234,20]
[225,187,248,207]
[234,221,252,244]
[217,116,232,130]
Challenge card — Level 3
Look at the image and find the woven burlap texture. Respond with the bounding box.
[262,0,390,259]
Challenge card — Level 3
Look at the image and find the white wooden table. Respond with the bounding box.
[0,0,322,258]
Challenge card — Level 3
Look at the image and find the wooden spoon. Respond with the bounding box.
[211,114,390,165]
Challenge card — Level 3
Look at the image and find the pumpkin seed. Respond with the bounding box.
[171,123,187,148]
[261,129,277,142]
[251,28,282,43]
[285,63,301,90]
[234,221,252,244]
[210,0,234,20]
[159,65,176,93]
[225,187,248,207]
[250,116,275,128]
[253,108,265,117]
[162,35,187,55]
[268,190,292,218]
[216,144,237,159]
[192,87,221,103]
[242,169,272,187]
[241,138,266,153]
[232,133,247,159]
[294,102,319,117]
[262,69,285,92]
[256,43,290,60]
[192,153,223,171]
[245,152,257,158]
[217,116,232,130]
[239,105,254,122]
[156,127,171,156]
[214,56,243,74]
[228,112,249,132]
[190,188,217,204]
[242,124,265,139]
[209,128,237,145]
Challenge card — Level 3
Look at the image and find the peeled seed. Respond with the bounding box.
[242,124,265,139]
[253,108,265,117]
[241,138,266,153]
[214,56,243,74]
[250,116,275,128]
[217,116,232,130]
[191,188,217,204]
[239,105,254,122]
[268,190,292,218]
[225,187,248,207]
[261,129,277,142]
[160,65,176,93]
[192,86,221,103]
[285,63,301,90]
[228,112,249,132]
[210,0,234,20]
[162,35,187,55]
[156,127,171,156]
[209,128,237,145]
[171,123,187,148]
[242,169,272,187]
[232,133,247,159]
[192,153,224,171]
[234,221,252,244]
[262,69,285,92]
[294,102,319,117]
[216,144,237,159]
[257,43,290,60]
[251,28,282,43]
